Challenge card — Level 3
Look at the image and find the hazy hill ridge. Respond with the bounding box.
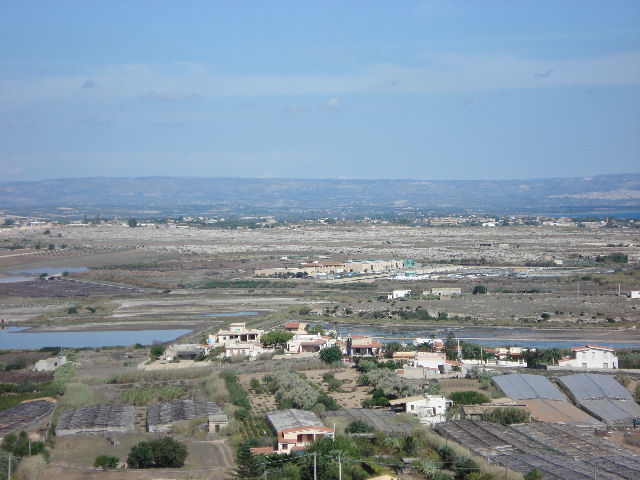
[1,174,639,217]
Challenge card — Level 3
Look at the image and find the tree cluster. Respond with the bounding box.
[127,437,187,468]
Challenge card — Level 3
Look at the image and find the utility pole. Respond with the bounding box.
[7,454,11,479]
[313,452,317,480]
[338,453,342,480]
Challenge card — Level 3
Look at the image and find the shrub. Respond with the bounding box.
[453,456,478,479]
[94,455,118,469]
[524,468,544,480]
[67,306,78,314]
[122,387,155,406]
[472,285,487,295]
[449,391,490,405]
[234,408,249,421]
[157,385,184,401]
[482,407,530,426]
[344,420,372,434]
[6,357,27,371]
[221,371,251,410]
[438,445,457,468]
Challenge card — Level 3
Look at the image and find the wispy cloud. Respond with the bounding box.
[1,51,639,107]
[533,69,554,78]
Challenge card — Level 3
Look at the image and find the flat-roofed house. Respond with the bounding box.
[266,409,334,453]
[284,322,307,334]
[347,334,383,357]
[558,345,618,369]
[413,352,447,370]
[389,394,452,424]
[427,287,462,297]
[285,334,333,354]
[209,322,263,345]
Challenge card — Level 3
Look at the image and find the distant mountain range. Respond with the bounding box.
[1,174,639,218]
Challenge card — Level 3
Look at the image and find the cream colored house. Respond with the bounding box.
[558,345,618,369]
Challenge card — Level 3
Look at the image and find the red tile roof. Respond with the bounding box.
[250,446,275,455]
[571,344,615,352]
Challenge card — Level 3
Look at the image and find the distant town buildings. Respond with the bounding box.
[255,259,416,277]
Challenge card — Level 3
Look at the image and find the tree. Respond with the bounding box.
[260,331,293,348]
[94,455,119,469]
[127,437,187,469]
[232,440,262,479]
[150,345,165,357]
[319,345,342,364]
[127,441,153,468]
[128,218,137,228]
[472,285,487,295]
[306,324,325,335]
[151,437,188,468]
[443,331,459,361]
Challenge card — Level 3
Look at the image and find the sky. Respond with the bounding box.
[1,0,639,182]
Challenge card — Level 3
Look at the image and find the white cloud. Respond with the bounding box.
[328,97,341,109]
[0,50,639,107]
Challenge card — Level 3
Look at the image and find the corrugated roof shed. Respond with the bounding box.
[521,399,602,426]
[56,404,134,436]
[578,399,640,425]
[321,408,413,436]
[266,409,323,432]
[493,373,565,401]
[147,400,221,431]
[0,399,55,437]
[558,374,633,401]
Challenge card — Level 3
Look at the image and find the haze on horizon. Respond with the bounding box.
[1,1,639,183]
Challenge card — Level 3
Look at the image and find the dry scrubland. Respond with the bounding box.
[0,223,640,478]
[0,222,639,329]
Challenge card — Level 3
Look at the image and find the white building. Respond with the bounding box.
[412,352,447,370]
[630,291,640,299]
[388,289,411,299]
[33,356,67,372]
[426,288,461,297]
[389,394,452,424]
[208,322,263,345]
[285,334,333,355]
[224,343,266,359]
[558,345,618,369]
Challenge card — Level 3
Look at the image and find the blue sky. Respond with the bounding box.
[1,0,639,181]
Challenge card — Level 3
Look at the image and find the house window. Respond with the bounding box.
[603,363,608,368]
